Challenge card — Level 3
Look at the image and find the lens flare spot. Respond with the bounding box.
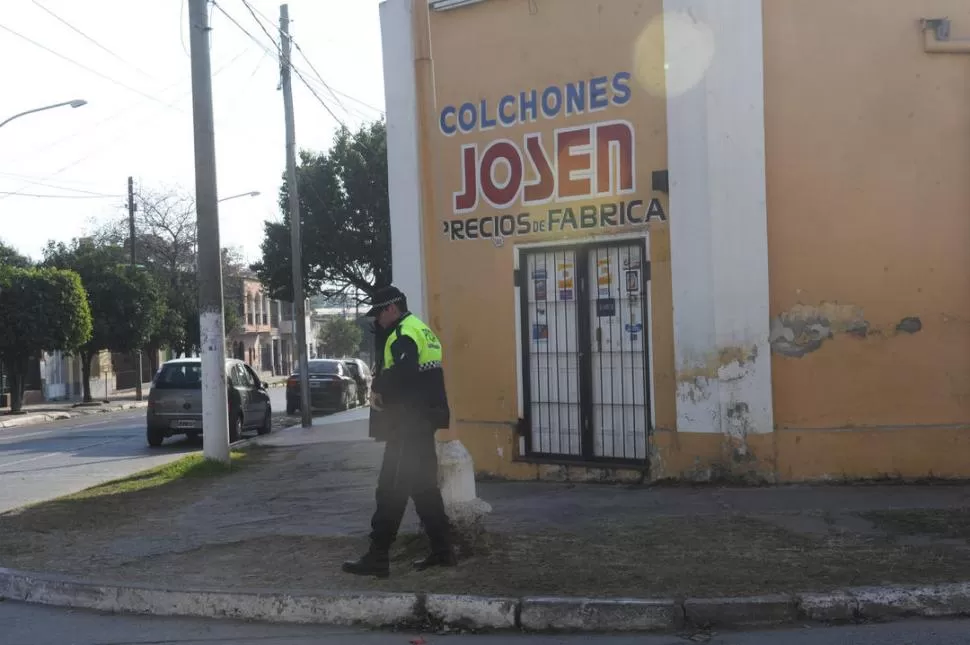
[634,11,715,98]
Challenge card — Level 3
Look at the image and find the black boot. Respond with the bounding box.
[342,548,390,579]
[413,549,457,571]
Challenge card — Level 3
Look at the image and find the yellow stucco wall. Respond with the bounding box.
[416,0,970,482]
[763,1,970,479]
[424,0,673,478]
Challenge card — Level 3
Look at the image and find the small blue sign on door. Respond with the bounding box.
[624,322,643,334]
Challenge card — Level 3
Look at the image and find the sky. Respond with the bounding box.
[0,0,386,265]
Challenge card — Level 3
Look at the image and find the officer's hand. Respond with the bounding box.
[369,391,384,411]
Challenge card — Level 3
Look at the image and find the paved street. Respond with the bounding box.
[0,388,287,513]
[3,602,970,644]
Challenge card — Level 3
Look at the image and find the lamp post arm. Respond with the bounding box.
[0,100,87,130]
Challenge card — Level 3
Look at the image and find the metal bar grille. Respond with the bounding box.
[520,240,651,465]
[588,244,648,460]
[524,249,581,457]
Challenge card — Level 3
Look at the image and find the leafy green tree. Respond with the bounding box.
[0,266,92,411]
[252,120,391,301]
[0,240,31,268]
[44,240,165,402]
[317,316,363,358]
[91,187,247,356]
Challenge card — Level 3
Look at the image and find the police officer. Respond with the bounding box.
[342,285,455,579]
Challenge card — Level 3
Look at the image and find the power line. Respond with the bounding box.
[291,40,349,117]
[210,0,275,58]
[238,0,281,53]
[0,22,181,111]
[2,46,251,178]
[292,66,347,129]
[180,0,191,57]
[31,0,156,80]
[239,0,276,33]
[313,80,384,115]
[0,174,121,196]
[0,47,253,201]
[216,0,372,127]
[295,72,384,117]
[0,191,122,199]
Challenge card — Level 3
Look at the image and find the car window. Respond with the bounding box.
[344,362,361,378]
[308,361,340,375]
[154,363,202,389]
[243,364,262,387]
[239,364,256,387]
[229,364,248,387]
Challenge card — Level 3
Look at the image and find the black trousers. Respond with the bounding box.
[369,424,451,554]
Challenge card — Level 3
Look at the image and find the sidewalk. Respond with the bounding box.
[2,410,970,630]
[0,384,154,429]
[0,376,289,430]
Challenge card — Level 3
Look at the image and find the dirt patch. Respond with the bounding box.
[6,500,970,598]
[5,428,970,600]
[862,509,970,542]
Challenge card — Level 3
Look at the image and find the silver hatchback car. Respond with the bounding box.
[146,358,272,447]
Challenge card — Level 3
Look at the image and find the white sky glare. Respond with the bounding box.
[0,0,386,264]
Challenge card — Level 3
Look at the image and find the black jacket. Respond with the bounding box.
[368,313,450,441]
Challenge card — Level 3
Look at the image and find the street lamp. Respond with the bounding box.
[218,191,260,203]
[0,99,87,130]
[191,190,262,264]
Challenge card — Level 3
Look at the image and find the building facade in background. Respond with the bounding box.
[226,275,316,377]
[381,0,970,482]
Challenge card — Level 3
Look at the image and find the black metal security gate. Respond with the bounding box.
[519,240,651,465]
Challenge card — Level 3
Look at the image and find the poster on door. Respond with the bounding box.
[557,260,574,301]
[596,257,612,298]
[625,269,640,294]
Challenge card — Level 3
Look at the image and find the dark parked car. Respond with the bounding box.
[146,358,272,447]
[342,358,372,406]
[286,359,358,415]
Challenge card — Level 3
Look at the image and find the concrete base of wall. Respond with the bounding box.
[460,421,970,484]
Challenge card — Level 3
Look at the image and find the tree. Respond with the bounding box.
[92,186,246,355]
[252,120,391,302]
[317,316,363,358]
[0,266,92,412]
[0,240,31,269]
[44,240,165,402]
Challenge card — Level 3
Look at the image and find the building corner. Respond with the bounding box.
[662,0,775,481]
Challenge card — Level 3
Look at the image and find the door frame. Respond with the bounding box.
[514,233,655,466]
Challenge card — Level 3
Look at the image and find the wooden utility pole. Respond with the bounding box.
[280,3,312,428]
[128,176,143,402]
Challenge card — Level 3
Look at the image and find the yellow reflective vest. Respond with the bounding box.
[383,314,443,372]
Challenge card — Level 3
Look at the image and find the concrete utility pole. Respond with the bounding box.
[188,0,230,463]
[128,176,143,402]
[280,3,312,428]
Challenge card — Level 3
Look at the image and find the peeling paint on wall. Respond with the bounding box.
[770,303,927,357]
[770,302,869,357]
[896,316,922,334]
[676,345,758,386]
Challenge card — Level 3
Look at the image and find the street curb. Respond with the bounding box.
[0,402,149,429]
[5,568,970,633]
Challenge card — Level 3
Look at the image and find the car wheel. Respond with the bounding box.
[229,413,242,443]
[257,407,272,435]
[147,427,165,448]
